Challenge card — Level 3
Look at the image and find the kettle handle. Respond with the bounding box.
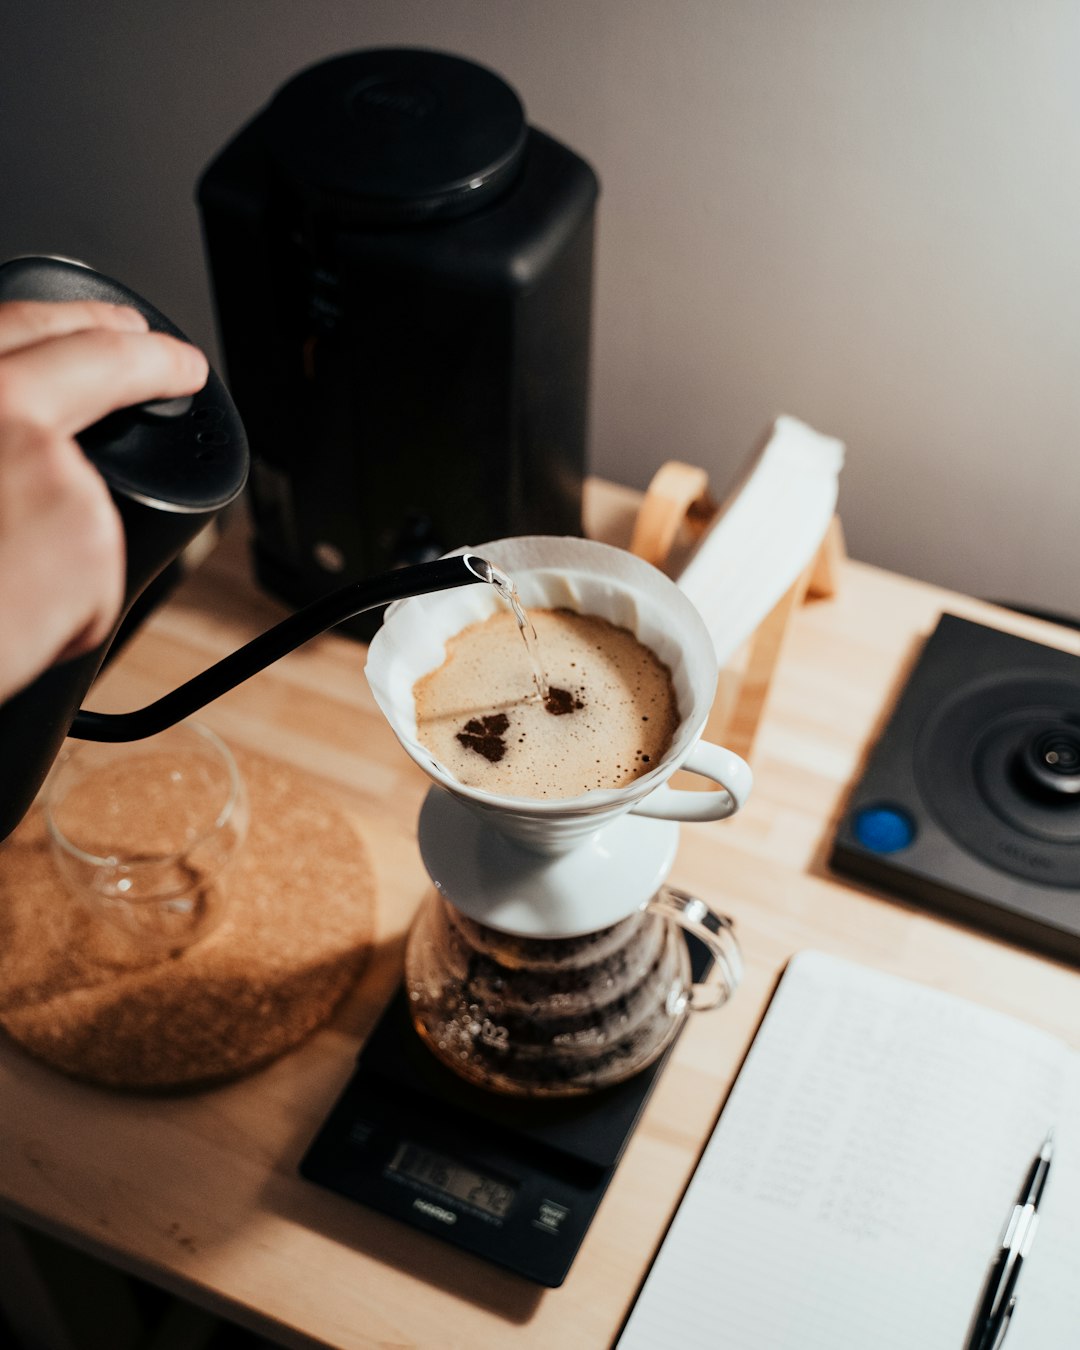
[71,553,493,742]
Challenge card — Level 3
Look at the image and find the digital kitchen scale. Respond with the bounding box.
[300,938,709,1287]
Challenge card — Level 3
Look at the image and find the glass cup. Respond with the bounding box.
[45,722,248,956]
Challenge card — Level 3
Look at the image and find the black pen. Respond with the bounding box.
[964,1128,1054,1350]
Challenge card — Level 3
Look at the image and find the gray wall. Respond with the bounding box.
[4,2,1078,614]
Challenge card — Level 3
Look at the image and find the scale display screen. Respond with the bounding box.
[388,1139,517,1220]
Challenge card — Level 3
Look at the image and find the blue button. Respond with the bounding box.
[853,804,916,853]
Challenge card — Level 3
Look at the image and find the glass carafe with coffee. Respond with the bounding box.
[367,535,751,1097]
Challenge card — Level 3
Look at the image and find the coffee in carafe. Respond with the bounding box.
[404,883,741,1097]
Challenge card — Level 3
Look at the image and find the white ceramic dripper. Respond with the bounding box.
[365,535,752,858]
[368,536,750,1092]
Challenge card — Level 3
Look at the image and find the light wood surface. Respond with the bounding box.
[2,478,1080,1350]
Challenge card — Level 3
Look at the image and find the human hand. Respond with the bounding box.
[0,300,209,703]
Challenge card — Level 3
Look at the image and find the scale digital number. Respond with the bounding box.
[387,1139,517,1222]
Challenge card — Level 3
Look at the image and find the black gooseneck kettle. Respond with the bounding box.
[0,257,492,842]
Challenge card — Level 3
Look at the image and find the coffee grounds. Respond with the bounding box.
[456,687,585,762]
[544,686,584,716]
[456,713,510,762]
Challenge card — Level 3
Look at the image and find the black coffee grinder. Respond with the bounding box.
[197,48,599,637]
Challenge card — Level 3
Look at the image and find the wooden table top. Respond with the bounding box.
[2,478,1079,1349]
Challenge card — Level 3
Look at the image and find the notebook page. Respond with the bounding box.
[617,951,1079,1350]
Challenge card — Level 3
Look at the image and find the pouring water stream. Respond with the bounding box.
[464,555,550,704]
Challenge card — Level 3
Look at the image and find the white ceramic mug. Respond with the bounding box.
[366,535,752,856]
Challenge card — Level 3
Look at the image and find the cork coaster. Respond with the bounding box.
[0,748,375,1091]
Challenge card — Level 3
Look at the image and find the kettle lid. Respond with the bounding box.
[263,47,528,225]
[0,255,248,515]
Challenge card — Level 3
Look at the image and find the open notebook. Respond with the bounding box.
[617,951,1080,1349]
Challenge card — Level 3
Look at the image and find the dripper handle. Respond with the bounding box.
[647,885,742,1011]
[630,741,753,823]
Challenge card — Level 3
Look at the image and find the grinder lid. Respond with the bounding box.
[263,47,528,224]
[0,255,248,515]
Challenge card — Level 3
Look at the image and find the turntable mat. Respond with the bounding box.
[0,748,375,1090]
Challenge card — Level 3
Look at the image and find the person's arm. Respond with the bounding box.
[0,300,208,702]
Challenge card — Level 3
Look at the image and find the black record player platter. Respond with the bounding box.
[831,613,1080,962]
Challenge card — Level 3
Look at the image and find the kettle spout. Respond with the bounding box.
[0,552,494,841]
[72,553,496,743]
